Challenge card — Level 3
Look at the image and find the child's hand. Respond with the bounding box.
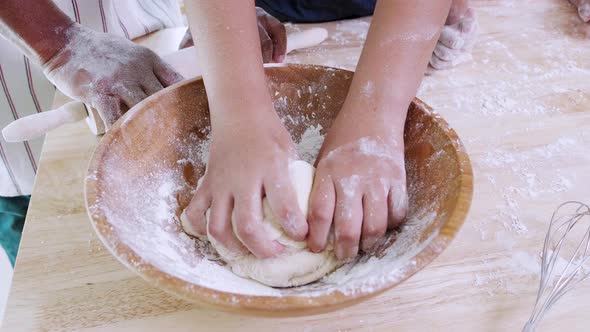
[308,107,408,260]
[43,24,183,130]
[430,7,478,70]
[182,106,307,258]
[569,0,590,22]
[256,7,287,63]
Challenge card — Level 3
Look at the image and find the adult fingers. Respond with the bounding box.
[578,1,590,22]
[307,174,336,253]
[264,177,308,240]
[207,196,247,256]
[388,186,409,229]
[93,95,123,130]
[361,191,388,252]
[459,8,478,34]
[233,193,284,258]
[181,187,212,237]
[459,9,479,50]
[433,42,461,61]
[153,58,184,87]
[265,16,287,62]
[439,25,464,50]
[142,75,164,96]
[333,180,363,260]
[258,24,274,63]
[429,54,455,70]
[118,86,148,109]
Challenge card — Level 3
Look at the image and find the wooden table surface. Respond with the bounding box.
[3,1,590,331]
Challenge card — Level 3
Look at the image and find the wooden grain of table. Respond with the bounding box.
[3,1,590,331]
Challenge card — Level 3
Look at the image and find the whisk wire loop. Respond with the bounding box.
[524,201,590,331]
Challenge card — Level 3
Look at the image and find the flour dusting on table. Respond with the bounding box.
[407,0,590,298]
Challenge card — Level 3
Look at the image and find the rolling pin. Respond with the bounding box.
[1,28,328,143]
[286,27,328,54]
[2,101,104,142]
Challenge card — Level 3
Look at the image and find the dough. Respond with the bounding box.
[181,160,340,287]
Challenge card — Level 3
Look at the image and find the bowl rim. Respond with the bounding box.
[84,64,474,316]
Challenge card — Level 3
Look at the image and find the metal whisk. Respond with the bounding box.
[524,201,590,331]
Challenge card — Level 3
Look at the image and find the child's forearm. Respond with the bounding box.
[0,0,74,64]
[344,0,451,124]
[185,0,273,128]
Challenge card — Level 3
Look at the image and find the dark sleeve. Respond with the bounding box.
[255,0,376,23]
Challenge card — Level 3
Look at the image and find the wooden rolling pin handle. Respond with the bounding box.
[286,28,329,54]
[2,101,86,142]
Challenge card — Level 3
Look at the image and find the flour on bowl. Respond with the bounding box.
[87,66,459,302]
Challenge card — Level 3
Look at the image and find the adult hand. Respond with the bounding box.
[307,105,408,260]
[43,24,183,130]
[256,7,287,63]
[569,0,590,22]
[430,7,478,70]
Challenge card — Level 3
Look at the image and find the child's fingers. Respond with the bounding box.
[307,175,336,253]
[264,176,308,241]
[361,191,388,252]
[388,187,409,229]
[333,182,363,260]
[207,196,247,256]
[232,193,284,258]
[181,187,211,237]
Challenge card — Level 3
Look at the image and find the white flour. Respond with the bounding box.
[384,25,439,43]
[357,137,398,158]
[361,80,375,98]
[339,175,360,198]
[511,251,541,275]
[332,20,370,45]
[297,124,325,164]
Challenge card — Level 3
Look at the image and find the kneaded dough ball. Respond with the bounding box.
[181,160,340,287]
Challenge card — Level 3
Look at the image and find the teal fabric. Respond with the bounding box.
[0,196,29,267]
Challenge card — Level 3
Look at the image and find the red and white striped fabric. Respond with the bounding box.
[0,0,183,197]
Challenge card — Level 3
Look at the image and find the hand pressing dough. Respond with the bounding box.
[181,160,340,287]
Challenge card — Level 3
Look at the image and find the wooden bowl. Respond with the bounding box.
[85,64,473,316]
